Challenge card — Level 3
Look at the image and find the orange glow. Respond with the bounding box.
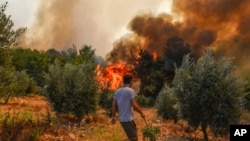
[152,51,157,60]
[96,63,129,90]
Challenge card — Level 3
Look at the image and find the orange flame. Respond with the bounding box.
[152,51,157,60]
[96,63,129,90]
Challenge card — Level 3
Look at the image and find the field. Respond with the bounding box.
[0,95,229,141]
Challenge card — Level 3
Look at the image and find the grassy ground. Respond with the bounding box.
[0,95,231,141]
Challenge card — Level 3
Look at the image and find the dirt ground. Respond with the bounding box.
[0,95,229,141]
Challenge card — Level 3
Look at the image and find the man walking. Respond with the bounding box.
[111,74,145,141]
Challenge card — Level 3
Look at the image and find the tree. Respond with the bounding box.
[0,2,25,47]
[98,88,114,115]
[173,49,242,141]
[0,2,30,103]
[10,48,49,86]
[0,67,38,103]
[76,44,96,64]
[155,84,178,122]
[135,50,164,104]
[242,78,250,110]
[44,46,98,121]
[0,2,25,67]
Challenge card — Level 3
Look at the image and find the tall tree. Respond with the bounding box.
[73,44,96,65]
[0,2,25,47]
[135,49,164,103]
[0,2,30,103]
[0,2,25,67]
[173,49,242,140]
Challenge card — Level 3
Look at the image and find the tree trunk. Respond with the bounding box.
[4,94,11,104]
[201,122,209,141]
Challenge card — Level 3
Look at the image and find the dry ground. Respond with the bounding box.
[0,95,229,141]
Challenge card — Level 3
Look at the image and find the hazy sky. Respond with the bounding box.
[5,0,173,57]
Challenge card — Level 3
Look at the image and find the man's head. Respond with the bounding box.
[123,74,132,85]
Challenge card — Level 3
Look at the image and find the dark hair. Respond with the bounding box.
[123,74,132,84]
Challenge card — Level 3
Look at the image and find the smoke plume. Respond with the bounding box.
[22,0,80,50]
[106,0,250,76]
[20,0,166,57]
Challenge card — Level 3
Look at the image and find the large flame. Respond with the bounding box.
[96,63,130,90]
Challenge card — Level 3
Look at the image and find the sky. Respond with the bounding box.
[4,0,173,57]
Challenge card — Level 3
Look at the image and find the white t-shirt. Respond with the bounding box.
[114,87,137,122]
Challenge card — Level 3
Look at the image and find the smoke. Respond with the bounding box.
[20,0,166,57]
[106,0,250,76]
[22,0,80,50]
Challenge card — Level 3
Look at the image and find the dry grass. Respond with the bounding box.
[0,95,230,141]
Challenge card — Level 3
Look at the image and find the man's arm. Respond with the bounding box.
[131,98,145,118]
[111,99,117,124]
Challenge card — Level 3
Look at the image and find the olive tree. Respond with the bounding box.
[173,49,242,141]
[44,46,98,121]
[0,2,32,103]
[0,2,25,67]
[155,84,178,122]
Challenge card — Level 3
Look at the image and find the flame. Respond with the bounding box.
[96,63,129,90]
[152,51,157,60]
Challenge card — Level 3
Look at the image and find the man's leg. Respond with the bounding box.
[120,121,138,141]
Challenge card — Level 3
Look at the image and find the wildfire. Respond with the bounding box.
[96,63,130,90]
[152,51,157,60]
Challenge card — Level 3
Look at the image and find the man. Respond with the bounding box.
[111,74,145,141]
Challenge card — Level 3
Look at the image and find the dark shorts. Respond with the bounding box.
[120,120,138,141]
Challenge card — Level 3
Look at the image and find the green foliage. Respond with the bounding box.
[0,2,25,48]
[0,2,38,103]
[0,47,13,68]
[136,94,153,107]
[44,60,98,120]
[0,2,24,68]
[242,78,250,110]
[10,48,49,86]
[0,112,50,141]
[135,50,165,101]
[14,70,40,95]
[0,66,15,103]
[0,67,38,103]
[75,44,96,65]
[173,49,242,140]
[98,88,114,115]
[155,85,178,121]
[142,125,160,141]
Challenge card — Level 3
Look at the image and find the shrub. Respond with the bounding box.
[0,67,39,104]
[0,112,49,141]
[155,85,178,122]
[44,61,98,121]
[98,88,114,115]
[136,94,152,107]
[142,125,160,141]
[173,49,242,140]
